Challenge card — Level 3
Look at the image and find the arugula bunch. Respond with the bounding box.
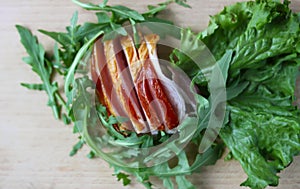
[18,0,219,188]
[16,0,300,189]
[17,0,188,154]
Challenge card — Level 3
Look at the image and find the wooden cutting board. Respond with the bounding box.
[1,0,300,188]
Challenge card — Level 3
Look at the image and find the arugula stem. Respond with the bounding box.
[55,92,69,112]
[64,30,104,104]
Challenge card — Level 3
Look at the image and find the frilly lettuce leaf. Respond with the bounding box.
[172,0,300,188]
[199,0,300,188]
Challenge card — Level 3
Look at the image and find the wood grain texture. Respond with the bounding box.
[1,0,300,188]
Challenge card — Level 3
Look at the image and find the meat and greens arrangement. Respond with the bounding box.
[17,0,300,188]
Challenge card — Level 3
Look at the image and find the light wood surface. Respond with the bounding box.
[1,0,300,189]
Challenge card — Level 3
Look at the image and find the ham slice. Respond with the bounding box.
[91,34,194,135]
[121,34,183,134]
[103,38,149,133]
[91,38,133,132]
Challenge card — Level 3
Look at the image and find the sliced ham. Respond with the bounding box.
[91,38,133,132]
[91,34,195,135]
[103,38,149,133]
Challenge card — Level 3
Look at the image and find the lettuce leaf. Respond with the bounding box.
[221,55,300,188]
[200,0,300,188]
[172,0,300,188]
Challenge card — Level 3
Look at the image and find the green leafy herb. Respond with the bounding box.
[16,0,300,189]
[87,150,96,159]
[39,11,82,69]
[20,83,45,90]
[173,0,300,188]
[69,139,84,156]
[16,25,63,119]
[115,172,131,186]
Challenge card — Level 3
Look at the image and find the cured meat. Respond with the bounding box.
[92,34,193,135]
[91,38,133,132]
[121,34,183,134]
[103,38,149,133]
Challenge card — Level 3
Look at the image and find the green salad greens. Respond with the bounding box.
[16,0,300,189]
[172,0,300,188]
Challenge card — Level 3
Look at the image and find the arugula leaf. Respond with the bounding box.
[20,83,45,90]
[170,28,210,80]
[87,150,96,159]
[144,4,168,16]
[115,172,131,186]
[39,11,82,68]
[96,104,126,140]
[64,30,103,106]
[16,25,61,119]
[143,0,191,16]
[96,12,111,23]
[162,177,174,189]
[69,139,84,156]
[72,0,144,21]
[70,76,95,133]
[175,175,195,189]
[71,0,190,46]
[174,0,191,8]
[51,43,67,75]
